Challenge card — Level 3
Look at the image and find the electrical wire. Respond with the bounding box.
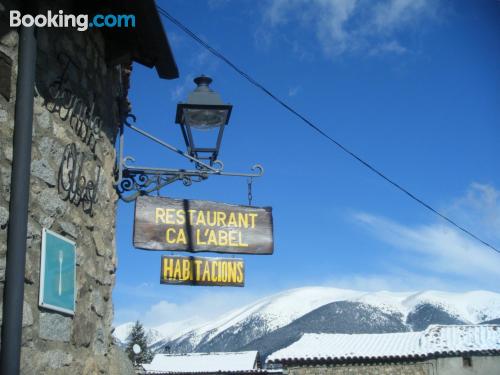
[156,5,500,254]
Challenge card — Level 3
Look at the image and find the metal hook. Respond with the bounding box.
[247,177,253,206]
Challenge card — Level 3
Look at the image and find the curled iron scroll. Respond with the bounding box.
[251,164,264,177]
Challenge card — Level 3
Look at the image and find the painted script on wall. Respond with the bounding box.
[160,255,244,287]
[134,196,273,254]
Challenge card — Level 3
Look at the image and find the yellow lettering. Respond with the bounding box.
[165,228,188,245]
[202,261,211,282]
[218,230,228,246]
[165,208,176,224]
[249,213,258,228]
[238,231,248,247]
[156,208,165,224]
[227,212,237,227]
[177,228,187,244]
[182,259,190,280]
[176,210,186,225]
[196,229,207,245]
[228,231,238,246]
[211,261,217,281]
[227,261,237,283]
[194,260,202,281]
[196,210,206,226]
[207,211,217,226]
[216,261,222,282]
[217,212,227,227]
[238,213,249,228]
[220,261,227,282]
[207,230,217,245]
[163,258,174,280]
[187,209,197,225]
[166,228,176,243]
[236,261,244,283]
[173,259,182,279]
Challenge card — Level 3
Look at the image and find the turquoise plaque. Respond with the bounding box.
[39,228,76,315]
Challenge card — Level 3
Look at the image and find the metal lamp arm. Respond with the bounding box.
[123,114,219,172]
[114,114,264,202]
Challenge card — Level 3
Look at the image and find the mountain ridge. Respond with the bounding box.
[113,287,500,358]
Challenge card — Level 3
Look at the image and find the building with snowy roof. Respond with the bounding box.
[142,350,280,375]
[267,325,500,375]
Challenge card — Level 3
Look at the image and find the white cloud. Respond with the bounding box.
[114,289,261,327]
[371,0,436,33]
[446,183,500,242]
[261,0,438,57]
[323,270,469,292]
[170,74,194,102]
[352,183,500,288]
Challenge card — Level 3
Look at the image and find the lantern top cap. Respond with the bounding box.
[185,75,225,106]
[194,75,213,87]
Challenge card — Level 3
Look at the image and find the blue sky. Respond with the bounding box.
[113,0,500,327]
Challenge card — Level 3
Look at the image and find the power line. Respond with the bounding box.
[156,5,500,255]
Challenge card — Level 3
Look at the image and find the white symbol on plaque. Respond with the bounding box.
[58,250,63,296]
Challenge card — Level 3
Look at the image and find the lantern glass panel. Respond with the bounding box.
[182,108,229,130]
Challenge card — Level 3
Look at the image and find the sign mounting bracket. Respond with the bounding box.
[114,114,264,202]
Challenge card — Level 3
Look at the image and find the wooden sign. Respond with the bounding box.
[134,196,274,254]
[160,255,244,287]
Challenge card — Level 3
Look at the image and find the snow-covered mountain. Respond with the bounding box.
[114,317,203,348]
[113,287,500,358]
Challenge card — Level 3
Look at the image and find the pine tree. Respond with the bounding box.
[125,320,154,365]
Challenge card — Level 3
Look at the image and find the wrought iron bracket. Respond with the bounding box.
[114,114,264,202]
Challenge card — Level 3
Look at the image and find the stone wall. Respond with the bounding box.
[0,2,134,373]
[284,357,500,375]
[286,363,430,375]
[434,356,500,375]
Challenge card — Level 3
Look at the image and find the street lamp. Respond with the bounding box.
[115,75,263,202]
[175,76,232,165]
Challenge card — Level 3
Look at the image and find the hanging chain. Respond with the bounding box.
[247,177,253,206]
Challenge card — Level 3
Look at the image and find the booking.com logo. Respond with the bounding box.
[10,10,135,32]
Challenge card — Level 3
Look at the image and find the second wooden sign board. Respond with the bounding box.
[161,255,244,287]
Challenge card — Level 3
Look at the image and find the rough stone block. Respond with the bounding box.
[37,188,67,217]
[0,205,8,227]
[35,108,52,130]
[91,289,104,317]
[108,345,136,375]
[39,312,72,342]
[0,30,18,49]
[60,221,79,239]
[42,350,73,369]
[72,317,94,347]
[31,159,56,186]
[23,301,34,327]
[2,142,13,161]
[93,324,106,356]
[0,257,5,281]
[38,137,62,161]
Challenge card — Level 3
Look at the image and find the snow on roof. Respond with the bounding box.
[143,351,259,373]
[267,325,500,364]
